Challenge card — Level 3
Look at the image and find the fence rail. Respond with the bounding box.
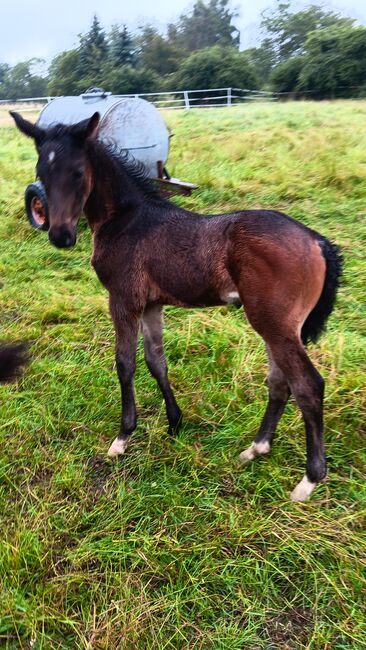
[0,87,277,110]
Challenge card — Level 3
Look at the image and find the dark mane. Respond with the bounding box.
[86,137,170,214]
[106,140,166,202]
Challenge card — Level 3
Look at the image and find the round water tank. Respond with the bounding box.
[37,91,170,177]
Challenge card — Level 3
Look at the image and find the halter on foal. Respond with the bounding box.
[11,110,342,501]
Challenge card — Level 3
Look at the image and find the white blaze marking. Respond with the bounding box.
[239,440,271,464]
[48,151,55,163]
[107,437,129,457]
[290,475,316,502]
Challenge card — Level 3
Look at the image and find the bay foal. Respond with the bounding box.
[11,111,342,501]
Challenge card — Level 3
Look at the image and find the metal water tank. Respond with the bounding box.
[37,88,170,177]
[23,88,197,231]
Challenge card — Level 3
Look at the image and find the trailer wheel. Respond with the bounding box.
[25,181,49,231]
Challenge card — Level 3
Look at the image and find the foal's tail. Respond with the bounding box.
[0,343,28,382]
[301,238,343,345]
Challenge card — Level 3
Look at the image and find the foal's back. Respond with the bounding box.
[94,201,325,313]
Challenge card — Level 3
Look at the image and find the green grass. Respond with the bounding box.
[0,100,365,649]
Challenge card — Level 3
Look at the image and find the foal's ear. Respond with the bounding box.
[9,111,45,145]
[70,112,100,143]
[86,112,100,138]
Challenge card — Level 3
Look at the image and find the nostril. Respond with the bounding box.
[49,228,76,248]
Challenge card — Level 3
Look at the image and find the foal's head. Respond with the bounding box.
[11,111,100,248]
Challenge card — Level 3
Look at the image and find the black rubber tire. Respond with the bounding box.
[24,181,49,231]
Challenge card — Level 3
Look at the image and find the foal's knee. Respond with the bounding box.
[116,352,136,382]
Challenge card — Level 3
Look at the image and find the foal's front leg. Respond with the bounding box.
[107,305,140,458]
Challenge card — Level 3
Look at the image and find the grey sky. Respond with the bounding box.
[1,0,366,66]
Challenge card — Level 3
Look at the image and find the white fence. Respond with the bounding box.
[0,87,276,109]
[115,87,276,109]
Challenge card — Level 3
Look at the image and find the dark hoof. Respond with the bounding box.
[168,413,183,436]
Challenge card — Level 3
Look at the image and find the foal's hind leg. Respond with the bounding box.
[239,347,290,463]
[268,338,326,501]
[142,305,182,434]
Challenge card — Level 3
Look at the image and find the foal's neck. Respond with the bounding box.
[83,139,144,231]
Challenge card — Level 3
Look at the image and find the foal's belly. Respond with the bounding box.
[148,277,242,309]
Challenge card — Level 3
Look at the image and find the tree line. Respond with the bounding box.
[1,0,365,101]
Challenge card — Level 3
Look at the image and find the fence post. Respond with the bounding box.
[183,91,190,109]
[227,87,232,106]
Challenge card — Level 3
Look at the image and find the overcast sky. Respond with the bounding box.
[1,0,366,66]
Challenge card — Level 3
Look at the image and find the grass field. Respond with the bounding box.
[0,100,365,649]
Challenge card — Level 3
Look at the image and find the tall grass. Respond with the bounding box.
[0,101,365,649]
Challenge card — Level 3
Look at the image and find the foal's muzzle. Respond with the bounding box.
[48,225,76,249]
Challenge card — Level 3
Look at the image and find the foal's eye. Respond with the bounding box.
[72,169,84,181]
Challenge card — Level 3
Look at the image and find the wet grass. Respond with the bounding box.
[0,100,365,648]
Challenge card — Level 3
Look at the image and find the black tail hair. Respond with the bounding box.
[0,343,28,382]
[301,238,343,345]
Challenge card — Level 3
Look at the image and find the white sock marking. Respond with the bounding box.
[290,475,316,502]
[221,291,241,304]
[107,437,129,458]
[239,440,270,464]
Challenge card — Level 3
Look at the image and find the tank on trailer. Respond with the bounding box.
[37,89,169,178]
[24,88,197,231]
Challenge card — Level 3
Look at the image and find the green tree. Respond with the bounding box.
[261,1,354,64]
[78,15,108,80]
[298,25,366,98]
[174,0,239,51]
[270,55,305,93]
[48,18,111,95]
[137,26,185,75]
[109,24,136,67]
[103,65,161,94]
[0,63,10,99]
[244,40,275,87]
[2,59,47,99]
[48,50,84,95]
[0,63,9,85]
[171,46,258,91]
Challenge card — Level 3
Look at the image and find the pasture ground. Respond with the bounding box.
[0,101,365,649]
